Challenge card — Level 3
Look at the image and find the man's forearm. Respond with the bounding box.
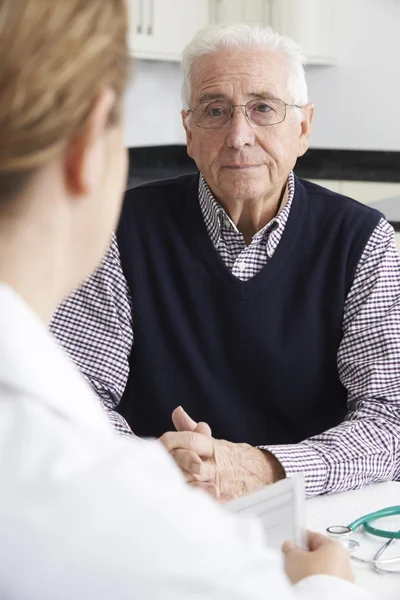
[262,416,400,497]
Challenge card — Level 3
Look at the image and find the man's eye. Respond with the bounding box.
[207,106,227,117]
[254,103,272,113]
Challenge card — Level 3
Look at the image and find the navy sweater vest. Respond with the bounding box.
[116,174,382,445]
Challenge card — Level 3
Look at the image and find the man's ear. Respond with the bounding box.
[64,88,117,197]
[297,103,314,158]
[181,109,194,159]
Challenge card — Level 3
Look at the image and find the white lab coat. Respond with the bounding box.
[0,283,374,600]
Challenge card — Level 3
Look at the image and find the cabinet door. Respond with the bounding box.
[211,0,270,25]
[128,0,209,61]
[212,0,243,22]
[271,0,337,65]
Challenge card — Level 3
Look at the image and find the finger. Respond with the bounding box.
[216,493,236,504]
[181,470,196,483]
[194,421,212,437]
[191,459,216,482]
[171,448,202,474]
[189,481,220,499]
[283,531,333,554]
[282,540,297,553]
[306,530,333,551]
[172,406,198,432]
[171,407,213,438]
[171,450,217,484]
[160,430,214,459]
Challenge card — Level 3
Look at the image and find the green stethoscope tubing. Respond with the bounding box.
[348,505,400,540]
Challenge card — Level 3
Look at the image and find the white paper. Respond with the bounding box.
[226,475,306,550]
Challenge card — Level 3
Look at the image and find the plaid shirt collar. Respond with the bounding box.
[198,172,295,252]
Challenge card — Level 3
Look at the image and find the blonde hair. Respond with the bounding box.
[0,0,129,199]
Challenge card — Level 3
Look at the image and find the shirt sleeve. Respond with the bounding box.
[262,218,400,497]
[49,234,134,437]
[295,575,376,600]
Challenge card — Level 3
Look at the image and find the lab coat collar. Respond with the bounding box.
[0,283,111,434]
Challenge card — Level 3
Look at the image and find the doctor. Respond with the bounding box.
[0,1,374,598]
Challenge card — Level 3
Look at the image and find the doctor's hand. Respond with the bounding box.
[158,406,285,502]
[282,531,354,585]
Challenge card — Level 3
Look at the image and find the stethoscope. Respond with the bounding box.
[327,505,400,574]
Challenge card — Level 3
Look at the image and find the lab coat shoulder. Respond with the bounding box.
[0,388,294,599]
[0,387,376,600]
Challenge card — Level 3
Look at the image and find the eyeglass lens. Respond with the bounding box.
[192,98,287,128]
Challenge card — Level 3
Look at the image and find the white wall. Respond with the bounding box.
[125,0,400,150]
[306,0,400,151]
[124,60,184,147]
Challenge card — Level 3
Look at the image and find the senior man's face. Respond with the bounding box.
[182,48,314,204]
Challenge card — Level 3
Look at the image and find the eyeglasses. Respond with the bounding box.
[187,98,303,129]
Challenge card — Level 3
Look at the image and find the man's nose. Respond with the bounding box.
[225,106,256,149]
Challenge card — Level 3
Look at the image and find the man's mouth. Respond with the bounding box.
[223,164,261,170]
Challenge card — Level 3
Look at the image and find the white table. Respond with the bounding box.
[306,481,400,599]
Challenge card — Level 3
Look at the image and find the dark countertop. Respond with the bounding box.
[128,146,400,186]
[127,146,400,230]
[294,148,400,183]
[127,165,197,189]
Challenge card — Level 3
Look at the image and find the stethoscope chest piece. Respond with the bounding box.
[326,525,360,552]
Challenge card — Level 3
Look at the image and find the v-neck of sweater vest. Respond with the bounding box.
[180,174,307,299]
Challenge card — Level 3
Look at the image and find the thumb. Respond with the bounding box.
[172,406,212,437]
[195,421,212,437]
[282,540,298,554]
[172,406,198,432]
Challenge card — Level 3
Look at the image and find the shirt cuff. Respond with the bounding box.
[295,574,376,600]
[258,443,329,497]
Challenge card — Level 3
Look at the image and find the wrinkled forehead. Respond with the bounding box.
[189,47,290,105]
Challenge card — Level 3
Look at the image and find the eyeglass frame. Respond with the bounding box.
[186,97,304,129]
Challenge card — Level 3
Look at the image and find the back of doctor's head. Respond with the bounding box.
[0,0,129,202]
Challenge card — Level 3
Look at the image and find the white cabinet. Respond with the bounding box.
[209,0,271,25]
[270,0,337,65]
[127,0,337,65]
[210,0,337,65]
[128,0,209,61]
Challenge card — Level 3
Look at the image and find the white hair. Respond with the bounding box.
[181,23,308,110]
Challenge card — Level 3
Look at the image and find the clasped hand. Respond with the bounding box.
[159,406,285,502]
[160,409,357,587]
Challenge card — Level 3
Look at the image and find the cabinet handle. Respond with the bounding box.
[147,0,154,36]
[137,0,143,35]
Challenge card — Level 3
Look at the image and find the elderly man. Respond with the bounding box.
[51,23,400,500]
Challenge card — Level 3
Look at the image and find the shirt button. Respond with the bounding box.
[238,261,246,272]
